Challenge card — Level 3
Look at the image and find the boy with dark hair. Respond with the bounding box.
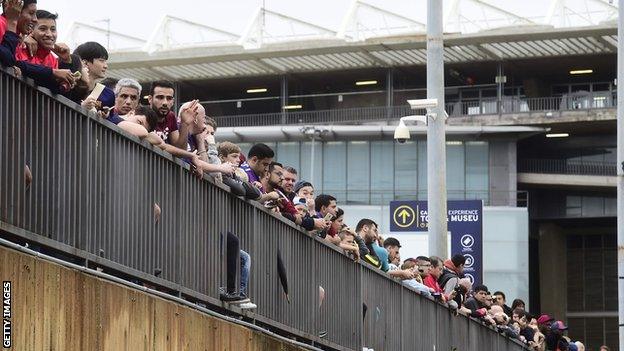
[493,290,513,317]
[314,194,337,216]
[15,10,71,69]
[73,41,115,111]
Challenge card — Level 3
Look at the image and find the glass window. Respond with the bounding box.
[566,196,582,217]
[322,141,346,202]
[276,142,300,172]
[371,141,395,205]
[446,141,465,200]
[465,141,489,202]
[581,196,604,217]
[300,141,323,191]
[347,141,370,204]
[417,140,427,200]
[394,140,418,200]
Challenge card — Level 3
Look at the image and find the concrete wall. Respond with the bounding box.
[538,223,568,320]
[0,245,305,351]
[489,140,518,207]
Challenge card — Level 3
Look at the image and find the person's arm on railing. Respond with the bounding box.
[388,269,415,280]
[168,100,197,150]
[0,0,20,67]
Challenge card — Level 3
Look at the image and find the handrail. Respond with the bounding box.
[212,93,616,127]
[518,158,617,176]
[0,68,528,351]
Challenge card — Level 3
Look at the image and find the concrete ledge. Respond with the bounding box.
[448,108,615,126]
[518,172,616,188]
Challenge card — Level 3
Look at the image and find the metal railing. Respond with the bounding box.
[0,68,527,351]
[519,159,617,176]
[213,93,616,127]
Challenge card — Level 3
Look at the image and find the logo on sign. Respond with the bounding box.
[460,234,474,249]
[464,254,475,268]
[393,205,416,228]
[465,273,475,285]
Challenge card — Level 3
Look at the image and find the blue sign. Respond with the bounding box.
[389,200,483,285]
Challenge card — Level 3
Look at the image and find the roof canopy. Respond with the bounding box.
[87,0,618,81]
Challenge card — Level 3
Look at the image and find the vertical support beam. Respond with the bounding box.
[426,0,448,258]
[173,82,181,115]
[281,75,288,124]
[616,1,624,349]
[310,136,316,186]
[497,62,504,114]
[386,68,394,121]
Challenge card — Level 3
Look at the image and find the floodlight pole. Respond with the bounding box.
[426,0,448,258]
[617,0,624,349]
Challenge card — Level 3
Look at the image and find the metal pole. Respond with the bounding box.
[617,1,624,349]
[281,75,288,124]
[386,68,394,121]
[497,62,503,114]
[310,135,315,185]
[426,0,448,258]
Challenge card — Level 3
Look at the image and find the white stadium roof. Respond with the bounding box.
[66,0,619,81]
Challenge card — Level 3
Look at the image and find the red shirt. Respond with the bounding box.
[423,275,443,294]
[0,15,7,39]
[154,111,179,144]
[15,46,59,69]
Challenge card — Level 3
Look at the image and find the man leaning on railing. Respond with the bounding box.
[0,0,76,93]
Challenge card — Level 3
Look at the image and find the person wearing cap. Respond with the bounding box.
[546,320,568,351]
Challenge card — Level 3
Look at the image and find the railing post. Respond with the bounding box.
[386,68,394,123]
[281,75,288,124]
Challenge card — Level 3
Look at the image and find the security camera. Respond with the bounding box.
[394,115,427,144]
[407,98,439,110]
[394,120,410,144]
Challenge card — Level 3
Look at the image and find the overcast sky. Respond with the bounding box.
[36,0,617,48]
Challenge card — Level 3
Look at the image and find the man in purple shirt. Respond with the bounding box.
[240,143,274,186]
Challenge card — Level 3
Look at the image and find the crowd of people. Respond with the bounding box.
[0,1,613,350]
